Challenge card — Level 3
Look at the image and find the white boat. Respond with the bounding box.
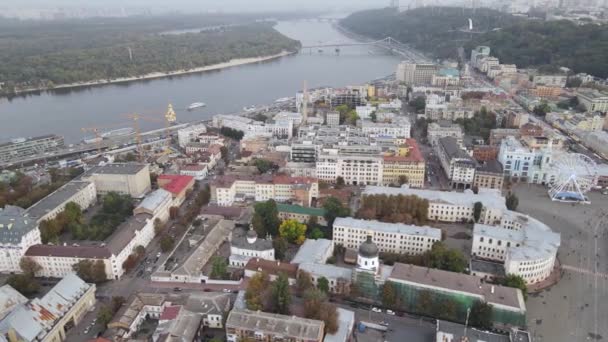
[274,97,291,103]
[101,127,134,138]
[188,102,206,110]
[243,106,257,112]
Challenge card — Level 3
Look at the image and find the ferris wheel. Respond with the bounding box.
[548,152,598,203]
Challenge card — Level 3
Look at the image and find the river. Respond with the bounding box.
[0,20,401,144]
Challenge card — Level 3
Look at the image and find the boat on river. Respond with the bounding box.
[187,102,206,110]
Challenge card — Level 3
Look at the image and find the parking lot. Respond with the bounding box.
[511,184,608,341]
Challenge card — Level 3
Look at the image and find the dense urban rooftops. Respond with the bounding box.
[0,205,38,244]
[226,309,324,341]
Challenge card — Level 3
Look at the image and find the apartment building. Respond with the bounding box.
[0,206,42,273]
[427,121,464,147]
[397,62,439,85]
[533,74,567,88]
[436,137,477,189]
[226,309,324,342]
[360,117,411,138]
[333,217,441,255]
[381,139,426,188]
[316,151,383,186]
[26,180,97,223]
[177,123,207,148]
[211,175,319,207]
[577,88,608,112]
[474,160,504,191]
[363,186,506,225]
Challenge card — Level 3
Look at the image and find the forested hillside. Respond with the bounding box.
[342,7,608,78]
[0,15,301,95]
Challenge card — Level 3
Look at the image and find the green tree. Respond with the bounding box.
[252,200,280,237]
[398,175,409,186]
[271,273,291,315]
[73,260,94,282]
[506,192,519,211]
[296,270,314,296]
[409,96,426,112]
[473,201,483,222]
[382,281,399,309]
[279,219,307,245]
[210,256,228,280]
[322,197,351,228]
[335,176,345,188]
[303,288,339,334]
[154,218,164,236]
[92,260,108,283]
[309,227,325,239]
[254,159,277,174]
[7,274,40,296]
[246,272,269,311]
[19,257,42,277]
[470,301,493,330]
[220,146,230,165]
[273,237,289,261]
[370,111,377,122]
[97,305,114,327]
[317,276,330,293]
[533,102,551,117]
[502,274,528,300]
[160,235,175,252]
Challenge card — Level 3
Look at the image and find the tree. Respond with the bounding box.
[92,260,108,283]
[309,227,325,239]
[97,305,114,327]
[502,274,528,300]
[473,201,483,222]
[303,288,339,334]
[254,159,277,174]
[246,272,269,311]
[111,296,126,313]
[322,197,350,228]
[270,272,291,314]
[279,219,307,245]
[252,200,280,237]
[533,102,551,117]
[409,96,426,112]
[370,111,377,122]
[335,176,345,188]
[566,77,582,88]
[470,301,493,330]
[160,235,175,252]
[7,274,40,296]
[273,237,288,261]
[122,254,138,271]
[154,218,164,236]
[296,271,314,296]
[73,260,106,283]
[20,257,42,277]
[398,175,409,186]
[210,256,228,280]
[220,146,230,165]
[317,276,330,293]
[135,245,146,258]
[506,192,519,210]
[382,282,398,309]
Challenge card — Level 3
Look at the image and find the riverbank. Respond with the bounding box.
[6,50,295,97]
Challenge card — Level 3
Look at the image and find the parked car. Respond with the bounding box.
[173,287,182,292]
[222,289,232,293]
[386,310,395,316]
[372,307,382,313]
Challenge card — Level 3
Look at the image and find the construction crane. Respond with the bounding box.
[80,127,103,154]
[125,103,178,160]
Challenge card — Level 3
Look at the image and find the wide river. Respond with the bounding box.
[0,20,400,144]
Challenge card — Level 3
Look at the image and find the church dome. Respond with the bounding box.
[246,228,258,244]
[358,236,379,258]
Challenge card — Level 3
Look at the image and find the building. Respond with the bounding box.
[109,292,231,340]
[436,320,530,342]
[474,160,504,191]
[356,104,375,120]
[290,142,317,163]
[0,206,42,273]
[470,46,491,69]
[436,137,477,189]
[292,238,334,265]
[323,308,355,342]
[498,136,555,184]
[0,134,64,164]
[226,309,324,342]
[333,217,441,255]
[180,163,209,180]
[83,163,151,198]
[211,175,319,207]
[133,188,173,223]
[504,111,529,129]
[566,113,605,132]
[381,139,426,188]
[472,210,560,284]
[431,68,461,87]
[277,204,327,226]
[158,174,195,206]
[298,262,352,295]
[533,86,562,98]
[177,123,207,148]
[25,180,97,223]
[0,273,96,342]
[387,263,526,327]
[577,88,608,112]
[326,112,340,127]
[363,186,506,225]
[489,129,520,146]
[472,145,499,162]
[427,121,464,147]
[360,117,411,138]
[316,149,383,186]
[397,62,439,85]
[244,258,298,285]
[533,74,567,88]
[229,227,274,267]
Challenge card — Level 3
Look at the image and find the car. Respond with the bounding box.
[222,289,232,293]
[380,321,389,326]
[203,289,211,292]
[173,287,182,292]
[371,307,382,313]
[157,252,162,257]
[84,328,90,334]
[386,309,395,315]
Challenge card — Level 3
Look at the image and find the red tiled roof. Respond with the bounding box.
[158,174,194,195]
[159,305,181,320]
[245,258,298,279]
[383,138,424,163]
[25,244,112,259]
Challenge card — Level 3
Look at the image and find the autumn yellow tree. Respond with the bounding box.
[279,219,307,245]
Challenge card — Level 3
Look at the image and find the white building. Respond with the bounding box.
[326,112,340,127]
[273,111,303,126]
[292,239,334,264]
[211,175,319,207]
[298,262,352,295]
[533,74,567,88]
[498,136,555,183]
[0,206,42,274]
[177,124,207,148]
[26,180,97,223]
[436,137,477,189]
[356,104,376,120]
[229,228,274,267]
[479,57,500,74]
[180,164,209,180]
[316,151,383,186]
[363,186,506,225]
[360,117,411,138]
[472,210,560,284]
[133,188,173,223]
[356,236,380,273]
[427,122,464,147]
[333,217,441,255]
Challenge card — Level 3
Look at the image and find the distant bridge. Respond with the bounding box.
[300,36,430,62]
